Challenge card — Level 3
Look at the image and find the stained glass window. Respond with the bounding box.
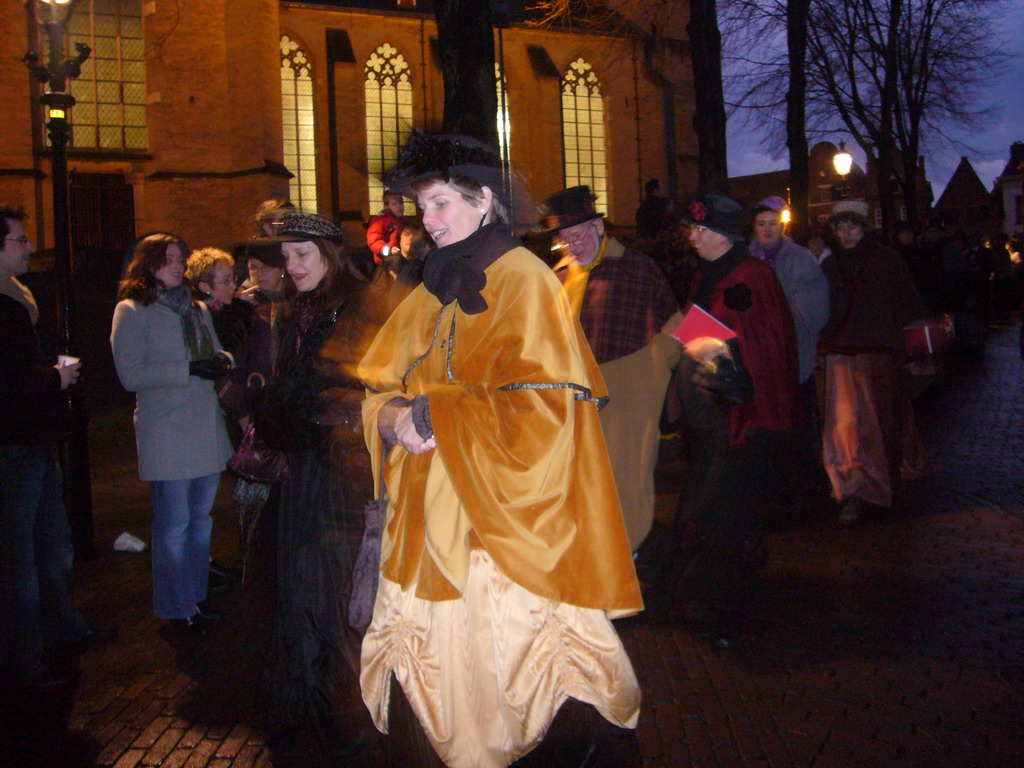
[66,0,146,151]
[364,43,413,214]
[561,58,606,213]
[281,35,317,212]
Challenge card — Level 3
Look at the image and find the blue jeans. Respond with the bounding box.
[0,445,88,680]
[149,473,220,619]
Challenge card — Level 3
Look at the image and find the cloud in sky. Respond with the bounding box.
[731,149,787,178]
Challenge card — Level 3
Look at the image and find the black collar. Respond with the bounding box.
[694,241,748,309]
[421,223,520,315]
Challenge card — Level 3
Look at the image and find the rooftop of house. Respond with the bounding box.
[935,156,994,210]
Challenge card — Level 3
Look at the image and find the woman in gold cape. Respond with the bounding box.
[357,133,642,768]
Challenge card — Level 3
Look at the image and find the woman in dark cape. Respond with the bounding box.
[253,212,383,762]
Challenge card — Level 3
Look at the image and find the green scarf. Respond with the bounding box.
[157,284,215,361]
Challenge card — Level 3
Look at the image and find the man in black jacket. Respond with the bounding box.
[0,205,115,689]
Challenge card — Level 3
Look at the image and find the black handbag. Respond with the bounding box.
[349,445,387,630]
[228,423,291,483]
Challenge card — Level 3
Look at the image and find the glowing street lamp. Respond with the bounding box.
[833,140,853,200]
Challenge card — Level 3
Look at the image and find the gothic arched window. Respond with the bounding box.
[364,44,413,213]
[561,58,606,213]
[281,35,317,212]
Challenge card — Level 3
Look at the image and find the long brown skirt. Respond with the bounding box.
[822,353,902,508]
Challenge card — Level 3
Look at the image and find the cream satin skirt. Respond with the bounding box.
[360,549,641,768]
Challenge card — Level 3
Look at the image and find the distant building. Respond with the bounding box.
[0,0,695,258]
[932,156,1002,236]
[994,142,1024,236]
[728,141,932,233]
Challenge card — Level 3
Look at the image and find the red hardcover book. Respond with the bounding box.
[671,304,737,365]
[903,316,953,355]
[672,303,737,346]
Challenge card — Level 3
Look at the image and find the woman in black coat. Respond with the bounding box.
[253,213,383,761]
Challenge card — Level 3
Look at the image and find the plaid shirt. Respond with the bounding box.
[555,237,678,364]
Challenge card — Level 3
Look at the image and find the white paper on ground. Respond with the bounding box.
[113,531,147,553]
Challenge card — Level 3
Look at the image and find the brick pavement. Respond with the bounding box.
[2,327,1023,768]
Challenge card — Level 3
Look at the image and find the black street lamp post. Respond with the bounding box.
[23,0,95,558]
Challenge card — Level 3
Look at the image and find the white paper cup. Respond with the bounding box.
[57,355,80,367]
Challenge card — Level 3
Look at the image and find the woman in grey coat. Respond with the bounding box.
[111,233,234,637]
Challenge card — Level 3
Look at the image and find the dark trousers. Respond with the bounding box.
[768,376,828,517]
[386,675,642,768]
[0,445,87,680]
[664,427,781,614]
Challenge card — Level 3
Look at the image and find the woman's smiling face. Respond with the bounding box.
[282,240,328,292]
[417,180,485,248]
[153,243,185,289]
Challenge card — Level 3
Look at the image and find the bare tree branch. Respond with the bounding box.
[724,0,1007,227]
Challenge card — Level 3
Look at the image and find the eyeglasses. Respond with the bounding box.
[561,221,597,248]
[248,263,277,273]
[687,225,709,235]
[211,277,236,286]
[4,236,29,245]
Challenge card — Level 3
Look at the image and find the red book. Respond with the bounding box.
[903,316,953,355]
[672,303,737,346]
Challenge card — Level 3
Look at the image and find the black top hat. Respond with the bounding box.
[544,186,603,231]
[680,193,744,242]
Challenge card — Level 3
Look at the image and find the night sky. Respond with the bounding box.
[726,1,1024,201]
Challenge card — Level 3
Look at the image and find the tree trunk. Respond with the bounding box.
[688,0,729,194]
[434,0,499,146]
[876,0,903,233]
[785,0,811,237]
[901,146,920,225]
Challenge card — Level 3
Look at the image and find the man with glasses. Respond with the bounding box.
[655,193,801,647]
[545,186,678,551]
[0,205,116,689]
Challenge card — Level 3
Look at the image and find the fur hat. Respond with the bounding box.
[384,131,538,228]
[276,212,345,244]
[830,200,870,229]
[681,193,745,242]
[385,132,502,196]
[543,186,603,231]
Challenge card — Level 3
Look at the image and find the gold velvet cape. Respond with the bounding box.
[358,246,642,618]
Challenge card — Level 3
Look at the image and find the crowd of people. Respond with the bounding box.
[2,132,1019,766]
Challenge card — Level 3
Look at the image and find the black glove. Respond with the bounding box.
[189,352,233,380]
[691,339,753,406]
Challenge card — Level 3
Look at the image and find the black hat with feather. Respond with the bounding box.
[383,132,538,229]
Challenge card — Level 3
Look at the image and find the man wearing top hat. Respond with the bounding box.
[546,185,678,550]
